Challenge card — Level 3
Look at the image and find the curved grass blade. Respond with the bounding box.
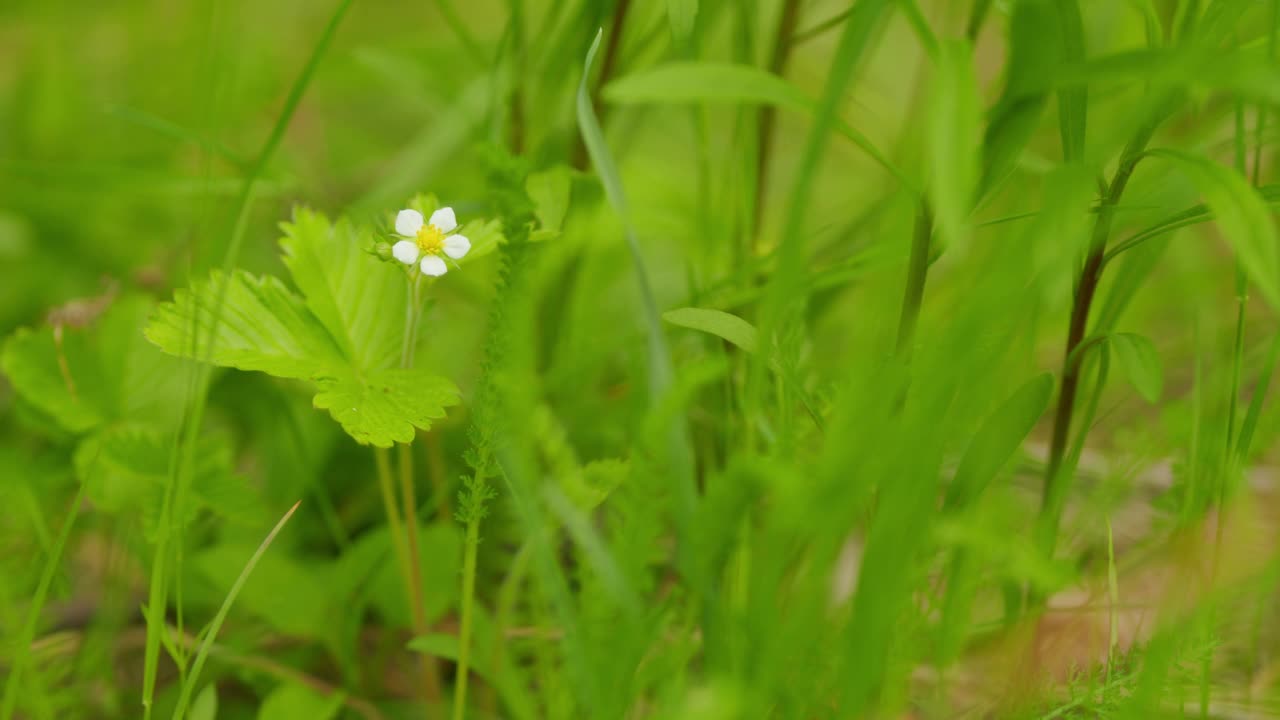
[169,501,302,720]
[576,29,695,521]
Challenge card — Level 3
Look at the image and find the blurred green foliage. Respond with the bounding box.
[3,0,1280,718]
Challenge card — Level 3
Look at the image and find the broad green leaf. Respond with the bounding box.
[526,165,573,234]
[75,425,264,534]
[662,307,759,353]
[604,62,910,189]
[190,684,218,720]
[312,368,458,448]
[1110,333,1162,403]
[927,39,981,249]
[945,373,1053,510]
[257,683,344,720]
[75,425,170,514]
[3,295,186,433]
[337,524,463,626]
[1149,149,1280,310]
[2,325,107,433]
[279,208,402,372]
[146,270,344,381]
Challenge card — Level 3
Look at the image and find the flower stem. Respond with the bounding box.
[396,272,441,712]
[374,447,414,618]
[452,505,482,720]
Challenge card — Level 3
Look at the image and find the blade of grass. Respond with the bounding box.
[169,501,301,720]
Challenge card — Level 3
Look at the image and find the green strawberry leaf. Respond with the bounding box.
[145,269,344,380]
[313,368,458,447]
[75,424,264,532]
[147,207,462,447]
[279,208,403,372]
[3,295,186,433]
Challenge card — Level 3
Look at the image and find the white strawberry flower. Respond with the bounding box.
[391,206,472,276]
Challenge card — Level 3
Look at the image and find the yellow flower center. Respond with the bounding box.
[415,224,445,255]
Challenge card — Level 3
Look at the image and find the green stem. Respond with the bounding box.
[396,272,441,711]
[453,508,482,720]
[375,448,416,635]
[895,203,934,360]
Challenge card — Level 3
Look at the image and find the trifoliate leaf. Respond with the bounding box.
[312,368,459,448]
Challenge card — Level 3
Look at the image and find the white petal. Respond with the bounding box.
[443,234,471,259]
[392,240,419,264]
[428,207,457,233]
[395,209,424,237]
[420,255,448,276]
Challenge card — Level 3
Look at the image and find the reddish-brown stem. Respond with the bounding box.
[1039,146,1149,550]
[753,0,804,240]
